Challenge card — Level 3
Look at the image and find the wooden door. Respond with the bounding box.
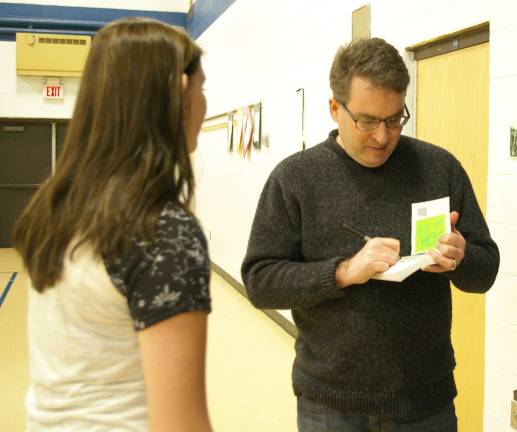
[416,42,489,432]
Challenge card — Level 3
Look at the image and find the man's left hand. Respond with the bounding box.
[423,211,466,273]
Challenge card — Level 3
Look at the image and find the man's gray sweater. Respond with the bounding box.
[241,130,499,419]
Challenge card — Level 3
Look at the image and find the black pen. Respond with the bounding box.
[342,222,372,242]
[342,222,401,260]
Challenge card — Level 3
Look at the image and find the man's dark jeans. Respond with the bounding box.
[297,396,457,432]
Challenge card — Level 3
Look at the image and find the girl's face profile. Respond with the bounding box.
[183,64,207,153]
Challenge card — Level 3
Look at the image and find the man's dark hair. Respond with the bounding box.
[330,37,410,102]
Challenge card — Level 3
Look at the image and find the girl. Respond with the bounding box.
[14,17,212,432]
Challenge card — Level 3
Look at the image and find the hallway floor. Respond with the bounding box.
[0,249,27,432]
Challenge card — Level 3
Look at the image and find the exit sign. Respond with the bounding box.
[43,78,64,100]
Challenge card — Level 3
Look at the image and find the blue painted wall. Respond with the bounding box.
[0,3,187,40]
[187,0,235,39]
[0,1,237,41]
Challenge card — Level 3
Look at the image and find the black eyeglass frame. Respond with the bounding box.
[338,100,411,131]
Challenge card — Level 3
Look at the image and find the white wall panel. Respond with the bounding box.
[490,25,517,79]
[484,413,514,432]
[490,77,517,128]
[487,176,517,224]
[486,273,517,327]
[489,223,517,277]
[485,317,517,375]
[489,0,517,31]
[488,126,517,176]
[484,365,517,431]
[0,41,79,119]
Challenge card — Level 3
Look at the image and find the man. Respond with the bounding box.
[241,38,499,431]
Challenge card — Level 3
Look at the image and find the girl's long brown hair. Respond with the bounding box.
[14,18,202,292]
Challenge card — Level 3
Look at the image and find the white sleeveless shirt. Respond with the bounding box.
[27,245,148,431]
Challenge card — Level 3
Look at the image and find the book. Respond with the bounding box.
[371,253,435,282]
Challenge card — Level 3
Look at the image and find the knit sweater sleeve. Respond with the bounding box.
[241,167,346,310]
[449,164,499,292]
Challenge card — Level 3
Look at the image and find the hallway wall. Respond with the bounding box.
[0,40,80,118]
[194,1,517,430]
[0,0,189,118]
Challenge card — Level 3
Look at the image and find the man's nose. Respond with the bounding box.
[371,121,390,145]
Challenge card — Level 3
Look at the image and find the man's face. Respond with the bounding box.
[329,76,406,168]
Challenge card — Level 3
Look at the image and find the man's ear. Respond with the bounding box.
[329,97,340,123]
[181,73,189,92]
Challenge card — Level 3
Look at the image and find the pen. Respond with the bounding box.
[342,222,372,242]
[342,222,401,260]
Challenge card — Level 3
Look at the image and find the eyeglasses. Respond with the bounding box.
[339,100,411,131]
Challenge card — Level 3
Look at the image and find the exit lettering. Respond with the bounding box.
[47,86,61,97]
[43,84,64,100]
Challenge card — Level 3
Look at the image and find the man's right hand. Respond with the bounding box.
[335,237,400,288]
